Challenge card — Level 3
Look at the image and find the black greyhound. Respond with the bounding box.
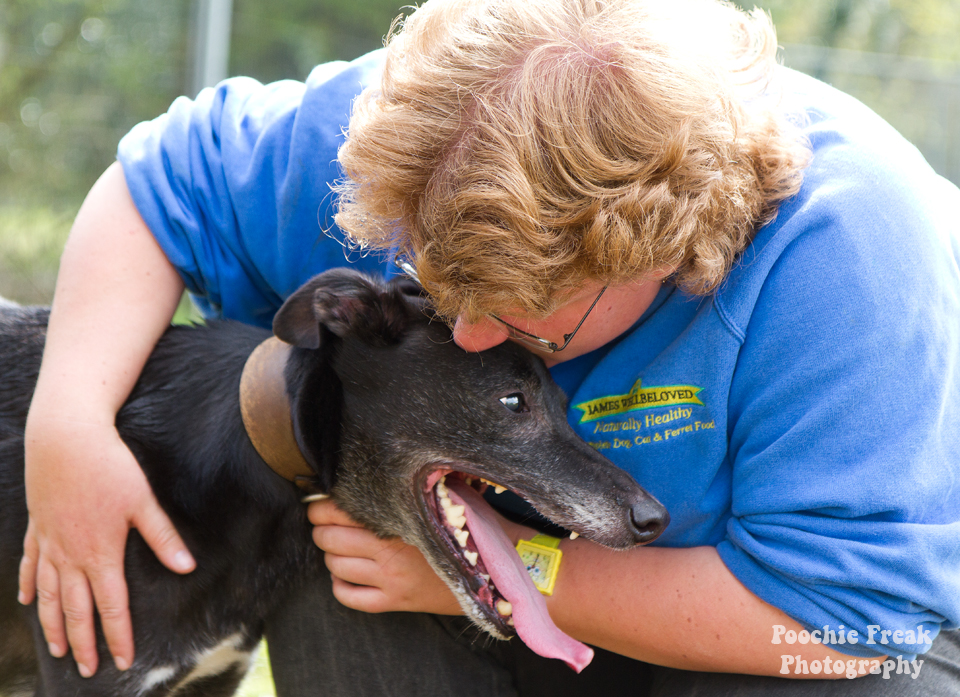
[0,268,667,696]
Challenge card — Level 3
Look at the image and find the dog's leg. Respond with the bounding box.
[0,678,37,697]
[0,609,38,697]
[25,608,134,697]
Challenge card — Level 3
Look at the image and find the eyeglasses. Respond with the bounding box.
[397,260,606,354]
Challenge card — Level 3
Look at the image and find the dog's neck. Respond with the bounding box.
[239,336,316,489]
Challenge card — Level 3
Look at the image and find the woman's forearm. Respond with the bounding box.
[546,541,880,677]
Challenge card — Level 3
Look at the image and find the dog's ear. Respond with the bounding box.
[274,268,413,348]
[387,274,427,300]
[276,269,420,493]
[287,353,342,495]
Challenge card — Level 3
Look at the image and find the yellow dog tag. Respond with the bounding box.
[515,534,563,596]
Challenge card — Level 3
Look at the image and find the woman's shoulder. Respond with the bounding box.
[716,70,960,337]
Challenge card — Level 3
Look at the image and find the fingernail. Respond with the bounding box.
[173,550,194,571]
[48,642,65,658]
[78,662,93,678]
[17,591,28,605]
[114,655,130,671]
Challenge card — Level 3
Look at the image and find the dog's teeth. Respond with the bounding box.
[464,476,474,486]
[494,485,506,495]
[454,529,470,547]
[437,477,448,497]
[496,600,513,617]
[464,550,478,565]
[507,617,515,627]
[445,504,466,529]
[440,496,452,510]
[569,531,579,540]
[481,573,490,583]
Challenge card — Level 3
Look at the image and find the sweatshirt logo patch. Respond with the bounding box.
[574,379,704,423]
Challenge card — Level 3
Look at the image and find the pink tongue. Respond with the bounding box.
[445,479,594,673]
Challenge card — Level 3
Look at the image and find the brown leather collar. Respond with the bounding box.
[239,336,316,489]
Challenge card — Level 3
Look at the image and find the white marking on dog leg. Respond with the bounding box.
[174,633,251,691]
[5,686,36,697]
[140,665,177,694]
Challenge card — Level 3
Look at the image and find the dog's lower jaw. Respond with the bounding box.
[412,468,595,673]
[442,478,595,673]
[417,469,516,636]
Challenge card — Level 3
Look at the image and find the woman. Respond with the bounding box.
[21,0,960,694]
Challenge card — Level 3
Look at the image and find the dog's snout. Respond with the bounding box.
[628,499,669,544]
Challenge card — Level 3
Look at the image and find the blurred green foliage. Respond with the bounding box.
[757,0,960,60]
[236,641,276,697]
[230,0,405,83]
[0,0,191,208]
[0,204,71,302]
[0,0,404,209]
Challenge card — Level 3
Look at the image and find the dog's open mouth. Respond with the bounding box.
[421,469,594,672]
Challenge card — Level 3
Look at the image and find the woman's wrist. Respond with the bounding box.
[26,376,122,435]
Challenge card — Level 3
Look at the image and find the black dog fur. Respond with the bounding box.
[0,269,666,696]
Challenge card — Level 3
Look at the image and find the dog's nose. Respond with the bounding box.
[628,500,669,544]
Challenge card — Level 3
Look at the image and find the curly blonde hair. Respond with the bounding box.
[334,0,810,322]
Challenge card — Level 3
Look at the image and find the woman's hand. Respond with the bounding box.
[309,498,466,616]
[20,418,195,677]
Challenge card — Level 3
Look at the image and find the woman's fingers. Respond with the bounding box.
[307,498,363,527]
[34,554,66,658]
[312,520,394,557]
[18,520,39,606]
[59,566,99,677]
[87,563,134,671]
[134,495,196,575]
[324,554,386,590]
[329,574,392,613]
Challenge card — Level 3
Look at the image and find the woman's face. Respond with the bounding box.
[452,276,666,367]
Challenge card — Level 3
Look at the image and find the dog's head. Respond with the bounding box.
[273,268,668,669]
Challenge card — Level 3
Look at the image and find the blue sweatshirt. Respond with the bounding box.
[118,49,960,660]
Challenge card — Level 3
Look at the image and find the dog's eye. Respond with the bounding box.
[499,393,528,413]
